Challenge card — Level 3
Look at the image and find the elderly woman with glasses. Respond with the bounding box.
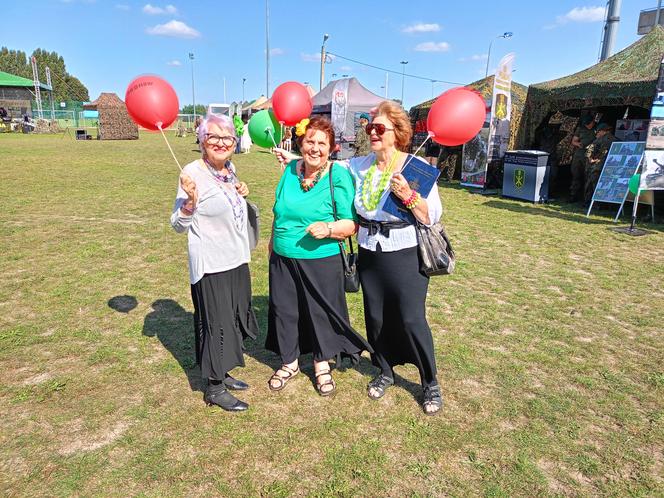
[170,114,258,412]
[349,101,444,415]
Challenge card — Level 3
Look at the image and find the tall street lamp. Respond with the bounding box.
[485,32,513,78]
[189,52,196,120]
[320,33,330,90]
[242,77,246,104]
[400,60,408,105]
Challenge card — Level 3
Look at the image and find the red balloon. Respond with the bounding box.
[427,87,486,146]
[272,81,312,126]
[125,75,179,131]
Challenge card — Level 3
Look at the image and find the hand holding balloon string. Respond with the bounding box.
[179,173,198,212]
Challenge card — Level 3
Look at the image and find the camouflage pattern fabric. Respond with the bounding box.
[354,127,371,157]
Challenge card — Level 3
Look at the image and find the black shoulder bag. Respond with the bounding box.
[329,163,360,293]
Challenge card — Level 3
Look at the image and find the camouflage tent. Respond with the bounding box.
[409,76,528,150]
[517,25,664,149]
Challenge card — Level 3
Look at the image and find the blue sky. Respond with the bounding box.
[2,0,658,109]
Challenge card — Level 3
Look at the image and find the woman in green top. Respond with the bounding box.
[266,116,371,396]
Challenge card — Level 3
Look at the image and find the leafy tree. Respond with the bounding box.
[180,104,207,115]
[0,46,89,101]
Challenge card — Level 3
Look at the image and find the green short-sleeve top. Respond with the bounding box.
[272,160,357,259]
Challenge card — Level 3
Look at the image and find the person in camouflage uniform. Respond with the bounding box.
[353,113,371,157]
[438,145,462,181]
[569,115,595,202]
[584,123,617,204]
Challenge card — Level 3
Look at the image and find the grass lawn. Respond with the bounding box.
[0,131,663,497]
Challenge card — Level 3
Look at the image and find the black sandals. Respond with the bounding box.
[367,374,394,400]
[314,368,336,397]
[422,385,443,415]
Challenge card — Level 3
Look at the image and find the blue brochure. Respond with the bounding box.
[381,154,440,222]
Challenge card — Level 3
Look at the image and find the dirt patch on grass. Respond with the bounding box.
[22,372,53,385]
[59,420,130,456]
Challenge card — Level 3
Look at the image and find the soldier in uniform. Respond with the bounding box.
[584,122,617,204]
[438,145,462,181]
[569,115,595,202]
[353,113,371,157]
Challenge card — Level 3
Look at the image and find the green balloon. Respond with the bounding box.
[628,174,642,195]
[248,109,282,148]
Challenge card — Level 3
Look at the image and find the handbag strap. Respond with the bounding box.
[328,162,355,257]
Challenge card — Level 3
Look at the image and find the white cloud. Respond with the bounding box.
[458,53,488,62]
[414,41,450,52]
[340,65,352,71]
[143,3,178,15]
[146,20,200,38]
[269,48,285,56]
[301,52,335,62]
[167,60,181,66]
[547,6,605,28]
[402,22,440,34]
[115,3,130,9]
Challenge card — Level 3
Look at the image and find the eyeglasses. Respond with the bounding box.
[205,134,236,146]
[365,123,394,136]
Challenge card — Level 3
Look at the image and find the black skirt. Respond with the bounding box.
[358,245,438,386]
[266,252,372,363]
[190,264,258,381]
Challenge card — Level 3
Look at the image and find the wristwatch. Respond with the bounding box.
[327,223,333,237]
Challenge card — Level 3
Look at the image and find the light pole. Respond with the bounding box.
[265,0,270,96]
[400,60,408,105]
[320,33,329,91]
[189,52,196,120]
[485,32,512,78]
[242,77,246,104]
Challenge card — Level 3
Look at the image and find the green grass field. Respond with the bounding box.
[0,132,662,497]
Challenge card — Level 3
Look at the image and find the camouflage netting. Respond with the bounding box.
[84,93,138,140]
[516,25,664,149]
[409,76,528,150]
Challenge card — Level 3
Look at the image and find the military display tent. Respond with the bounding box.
[409,75,528,151]
[83,93,138,140]
[517,25,664,150]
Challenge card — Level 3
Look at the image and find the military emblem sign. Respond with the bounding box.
[514,168,525,189]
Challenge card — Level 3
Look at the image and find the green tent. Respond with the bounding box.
[517,25,664,149]
[409,75,527,150]
[0,70,52,91]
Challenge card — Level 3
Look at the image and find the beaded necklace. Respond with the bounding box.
[203,159,245,232]
[298,161,328,192]
[360,151,399,211]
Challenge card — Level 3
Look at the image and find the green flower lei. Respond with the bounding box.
[360,152,399,211]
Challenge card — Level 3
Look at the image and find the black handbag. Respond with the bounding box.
[414,221,456,276]
[245,200,259,251]
[329,163,360,293]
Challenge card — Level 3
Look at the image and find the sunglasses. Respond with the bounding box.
[365,123,395,136]
[205,134,236,147]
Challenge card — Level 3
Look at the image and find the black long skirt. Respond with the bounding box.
[266,252,372,363]
[358,244,438,386]
[190,264,258,381]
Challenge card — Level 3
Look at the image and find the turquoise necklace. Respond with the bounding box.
[361,151,399,211]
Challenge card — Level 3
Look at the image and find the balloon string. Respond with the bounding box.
[397,133,432,173]
[158,125,182,171]
[267,129,279,148]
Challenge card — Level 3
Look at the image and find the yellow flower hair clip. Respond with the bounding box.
[295,118,310,137]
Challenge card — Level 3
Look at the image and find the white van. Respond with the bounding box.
[207,103,231,117]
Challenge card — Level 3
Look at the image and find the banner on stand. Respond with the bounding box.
[331,79,349,141]
[487,53,515,161]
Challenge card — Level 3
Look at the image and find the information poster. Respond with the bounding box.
[591,142,645,204]
[615,119,649,142]
[461,108,490,187]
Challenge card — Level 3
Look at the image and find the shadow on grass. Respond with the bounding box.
[108,295,138,313]
[142,299,203,393]
[483,199,612,225]
[248,295,422,403]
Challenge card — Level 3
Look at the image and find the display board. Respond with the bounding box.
[586,141,645,220]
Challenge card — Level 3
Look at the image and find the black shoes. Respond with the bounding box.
[224,375,249,391]
[204,383,248,412]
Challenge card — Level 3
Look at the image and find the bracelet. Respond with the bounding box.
[402,190,417,207]
[181,202,195,215]
[404,192,421,210]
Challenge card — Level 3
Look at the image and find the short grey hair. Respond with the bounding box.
[197,114,237,151]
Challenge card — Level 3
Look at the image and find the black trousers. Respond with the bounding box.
[266,252,371,364]
[358,244,438,387]
[190,264,258,381]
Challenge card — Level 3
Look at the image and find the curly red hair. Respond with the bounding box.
[296,115,336,150]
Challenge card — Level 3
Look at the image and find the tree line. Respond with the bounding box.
[0,47,90,102]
